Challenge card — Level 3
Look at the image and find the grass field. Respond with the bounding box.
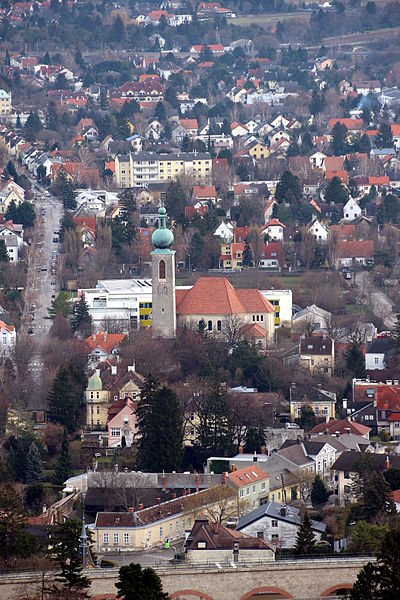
[228,12,309,27]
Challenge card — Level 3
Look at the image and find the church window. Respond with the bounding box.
[208,320,212,331]
[159,260,166,279]
[217,320,222,331]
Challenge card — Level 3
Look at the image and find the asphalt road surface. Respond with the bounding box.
[355,271,396,329]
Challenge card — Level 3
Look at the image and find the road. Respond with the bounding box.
[355,271,396,329]
[21,184,63,393]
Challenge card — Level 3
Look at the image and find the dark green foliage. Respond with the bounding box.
[58,172,76,210]
[25,483,45,512]
[165,179,187,224]
[0,483,37,565]
[137,376,183,472]
[242,241,254,267]
[236,162,249,181]
[363,471,396,521]
[6,433,38,483]
[49,520,90,594]
[330,205,340,225]
[59,209,75,242]
[0,239,8,262]
[311,475,329,506]
[5,200,35,228]
[24,111,43,140]
[376,123,393,149]
[54,428,72,486]
[114,188,137,245]
[325,176,349,204]
[48,366,82,432]
[71,296,92,337]
[195,381,236,460]
[294,512,316,555]
[345,343,366,378]
[331,122,348,155]
[48,291,72,320]
[26,442,44,484]
[351,529,400,599]
[275,170,302,204]
[299,405,316,431]
[244,422,265,454]
[116,563,168,600]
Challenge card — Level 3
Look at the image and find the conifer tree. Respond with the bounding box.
[71,295,92,337]
[48,519,90,594]
[242,241,254,267]
[48,366,78,432]
[26,442,44,484]
[116,563,168,600]
[311,474,329,506]
[137,375,183,472]
[363,471,396,521]
[0,483,37,565]
[294,512,316,555]
[54,428,72,486]
[0,239,8,262]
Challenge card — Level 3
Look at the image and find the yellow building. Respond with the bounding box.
[247,141,269,160]
[0,90,12,114]
[85,371,109,430]
[219,242,245,270]
[115,152,212,187]
[139,300,152,327]
[289,383,336,422]
[299,334,335,377]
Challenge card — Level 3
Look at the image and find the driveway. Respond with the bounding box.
[355,271,396,329]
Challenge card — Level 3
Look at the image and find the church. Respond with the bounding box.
[151,207,275,347]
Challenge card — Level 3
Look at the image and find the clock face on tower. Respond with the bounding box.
[157,283,168,295]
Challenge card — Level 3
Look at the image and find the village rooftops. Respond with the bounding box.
[237,501,326,533]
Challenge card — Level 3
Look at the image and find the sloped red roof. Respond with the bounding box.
[309,418,370,436]
[228,465,269,488]
[175,277,274,316]
[85,332,126,354]
[193,184,216,199]
[338,239,374,259]
[240,323,267,338]
[329,118,363,131]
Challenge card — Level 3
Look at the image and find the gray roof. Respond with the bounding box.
[237,501,326,533]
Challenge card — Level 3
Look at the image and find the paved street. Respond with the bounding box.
[96,541,184,568]
[355,271,396,329]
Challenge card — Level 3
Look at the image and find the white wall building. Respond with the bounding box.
[260,289,292,327]
[343,198,362,221]
[308,219,330,242]
[0,320,16,357]
[79,279,152,331]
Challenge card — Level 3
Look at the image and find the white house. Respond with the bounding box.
[0,320,16,357]
[309,151,326,169]
[214,222,234,243]
[237,501,326,548]
[263,219,285,242]
[308,218,330,242]
[260,289,293,326]
[292,304,331,332]
[365,338,392,371]
[0,222,24,262]
[343,198,361,221]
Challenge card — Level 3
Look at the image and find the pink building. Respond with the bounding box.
[107,398,137,448]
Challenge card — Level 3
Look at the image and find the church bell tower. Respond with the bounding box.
[151,206,176,338]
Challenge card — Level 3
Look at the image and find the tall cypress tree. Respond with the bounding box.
[294,512,316,555]
[54,428,72,486]
[137,375,183,472]
[26,442,44,484]
[48,366,78,432]
[48,520,90,594]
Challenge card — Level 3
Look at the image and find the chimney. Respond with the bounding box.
[162,472,166,492]
[345,427,351,434]
[231,464,236,472]
[186,488,191,495]
[195,472,199,492]
[239,446,243,454]
[343,399,347,410]
[214,522,219,534]
[261,446,266,455]
[222,472,226,485]
[111,365,117,376]
[138,503,144,510]
[317,383,322,389]
[128,363,136,372]
[335,431,340,437]
[156,497,161,505]
[128,507,134,512]
[280,505,286,517]
[172,493,176,500]
[385,454,390,470]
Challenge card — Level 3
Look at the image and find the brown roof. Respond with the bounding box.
[227,465,269,488]
[85,332,126,354]
[95,513,136,528]
[176,277,274,316]
[338,239,374,259]
[300,334,333,356]
[186,519,271,551]
[310,418,370,437]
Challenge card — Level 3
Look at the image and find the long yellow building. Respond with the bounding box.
[115,151,212,187]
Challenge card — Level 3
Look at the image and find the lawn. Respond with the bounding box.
[228,12,309,27]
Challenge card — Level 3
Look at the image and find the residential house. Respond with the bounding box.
[175,277,275,347]
[185,519,274,564]
[237,501,326,549]
[247,140,269,160]
[107,397,137,448]
[299,333,335,376]
[336,240,374,268]
[365,338,393,371]
[0,89,12,114]
[309,151,326,169]
[279,439,337,480]
[331,451,400,506]
[0,319,16,357]
[263,219,285,242]
[258,242,284,271]
[214,221,234,243]
[219,241,245,270]
[0,221,24,262]
[343,198,362,221]
[292,304,331,332]
[227,465,270,515]
[310,418,371,439]
[290,384,336,422]
[193,184,217,204]
[85,370,109,430]
[84,332,126,366]
[307,218,330,242]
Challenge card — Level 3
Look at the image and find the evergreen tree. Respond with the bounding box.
[345,343,366,378]
[24,111,43,141]
[54,428,72,485]
[331,122,348,155]
[330,205,340,225]
[26,442,44,484]
[48,366,79,432]
[6,160,18,180]
[325,176,349,204]
[15,114,21,129]
[48,291,73,320]
[71,295,92,337]
[242,241,254,267]
[359,132,371,154]
[137,376,183,472]
[311,474,329,506]
[196,381,235,460]
[115,188,137,244]
[58,172,76,210]
[294,512,316,555]
[0,239,8,262]
[165,179,186,224]
[116,563,168,600]
[299,405,316,431]
[363,471,396,521]
[376,123,393,149]
[0,483,37,565]
[59,209,75,242]
[49,519,90,594]
[275,170,302,204]
[154,101,166,122]
[244,421,265,454]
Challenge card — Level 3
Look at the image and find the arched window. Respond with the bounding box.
[217,320,222,331]
[208,320,212,331]
[159,259,166,279]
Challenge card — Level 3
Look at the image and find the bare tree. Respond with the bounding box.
[299,228,315,269]
[221,314,245,348]
[328,230,340,268]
